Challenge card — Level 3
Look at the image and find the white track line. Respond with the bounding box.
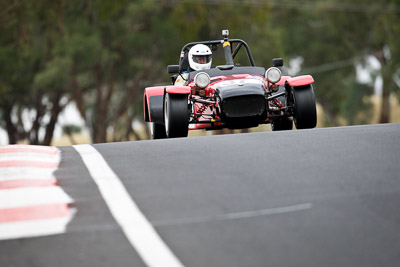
[73,144,185,267]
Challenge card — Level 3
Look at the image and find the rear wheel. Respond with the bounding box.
[164,93,189,138]
[149,122,167,139]
[292,85,317,129]
[271,118,293,131]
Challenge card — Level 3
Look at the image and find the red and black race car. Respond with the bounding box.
[144,30,317,139]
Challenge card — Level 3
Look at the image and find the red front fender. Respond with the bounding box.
[286,75,314,87]
[143,85,191,123]
[165,86,191,94]
[144,86,165,122]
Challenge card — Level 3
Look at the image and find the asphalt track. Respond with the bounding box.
[1,123,400,267]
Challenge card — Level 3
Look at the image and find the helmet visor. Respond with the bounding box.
[192,55,212,64]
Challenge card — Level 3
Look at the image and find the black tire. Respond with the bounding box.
[164,93,189,138]
[149,122,167,139]
[271,118,293,131]
[292,85,317,129]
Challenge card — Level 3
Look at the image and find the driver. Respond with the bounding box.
[175,44,212,86]
[188,44,212,71]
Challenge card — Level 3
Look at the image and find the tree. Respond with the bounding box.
[2,0,399,145]
[60,0,175,143]
[268,0,400,125]
[0,0,67,145]
[369,0,400,123]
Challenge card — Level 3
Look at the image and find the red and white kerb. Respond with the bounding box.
[0,145,74,240]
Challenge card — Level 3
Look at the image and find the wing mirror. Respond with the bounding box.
[167,65,180,74]
[272,58,283,67]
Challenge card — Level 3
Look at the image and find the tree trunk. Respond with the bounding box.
[92,63,115,143]
[379,64,392,124]
[3,103,17,144]
[93,64,106,143]
[377,48,392,124]
[71,61,87,121]
[379,83,390,123]
[41,92,63,146]
[30,94,45,145]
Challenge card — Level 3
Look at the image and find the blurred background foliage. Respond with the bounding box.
[0,0,399,144]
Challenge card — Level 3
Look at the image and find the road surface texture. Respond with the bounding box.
[1,123,400,267]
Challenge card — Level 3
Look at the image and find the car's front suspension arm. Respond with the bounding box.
[267,92,286,101]
[191,98,216,105]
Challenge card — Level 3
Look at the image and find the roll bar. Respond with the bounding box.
[180,39,256,67]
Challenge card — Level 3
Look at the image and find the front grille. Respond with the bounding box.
[222,95,266,118]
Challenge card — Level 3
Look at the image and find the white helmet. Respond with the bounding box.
[188,44,212,71]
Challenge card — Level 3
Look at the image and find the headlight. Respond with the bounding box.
[194,72,210,88]
[265,67,281,84]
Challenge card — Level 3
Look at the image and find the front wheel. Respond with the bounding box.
[164,93,189,138]
[149,122,167,139]
[292,85,317,129]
